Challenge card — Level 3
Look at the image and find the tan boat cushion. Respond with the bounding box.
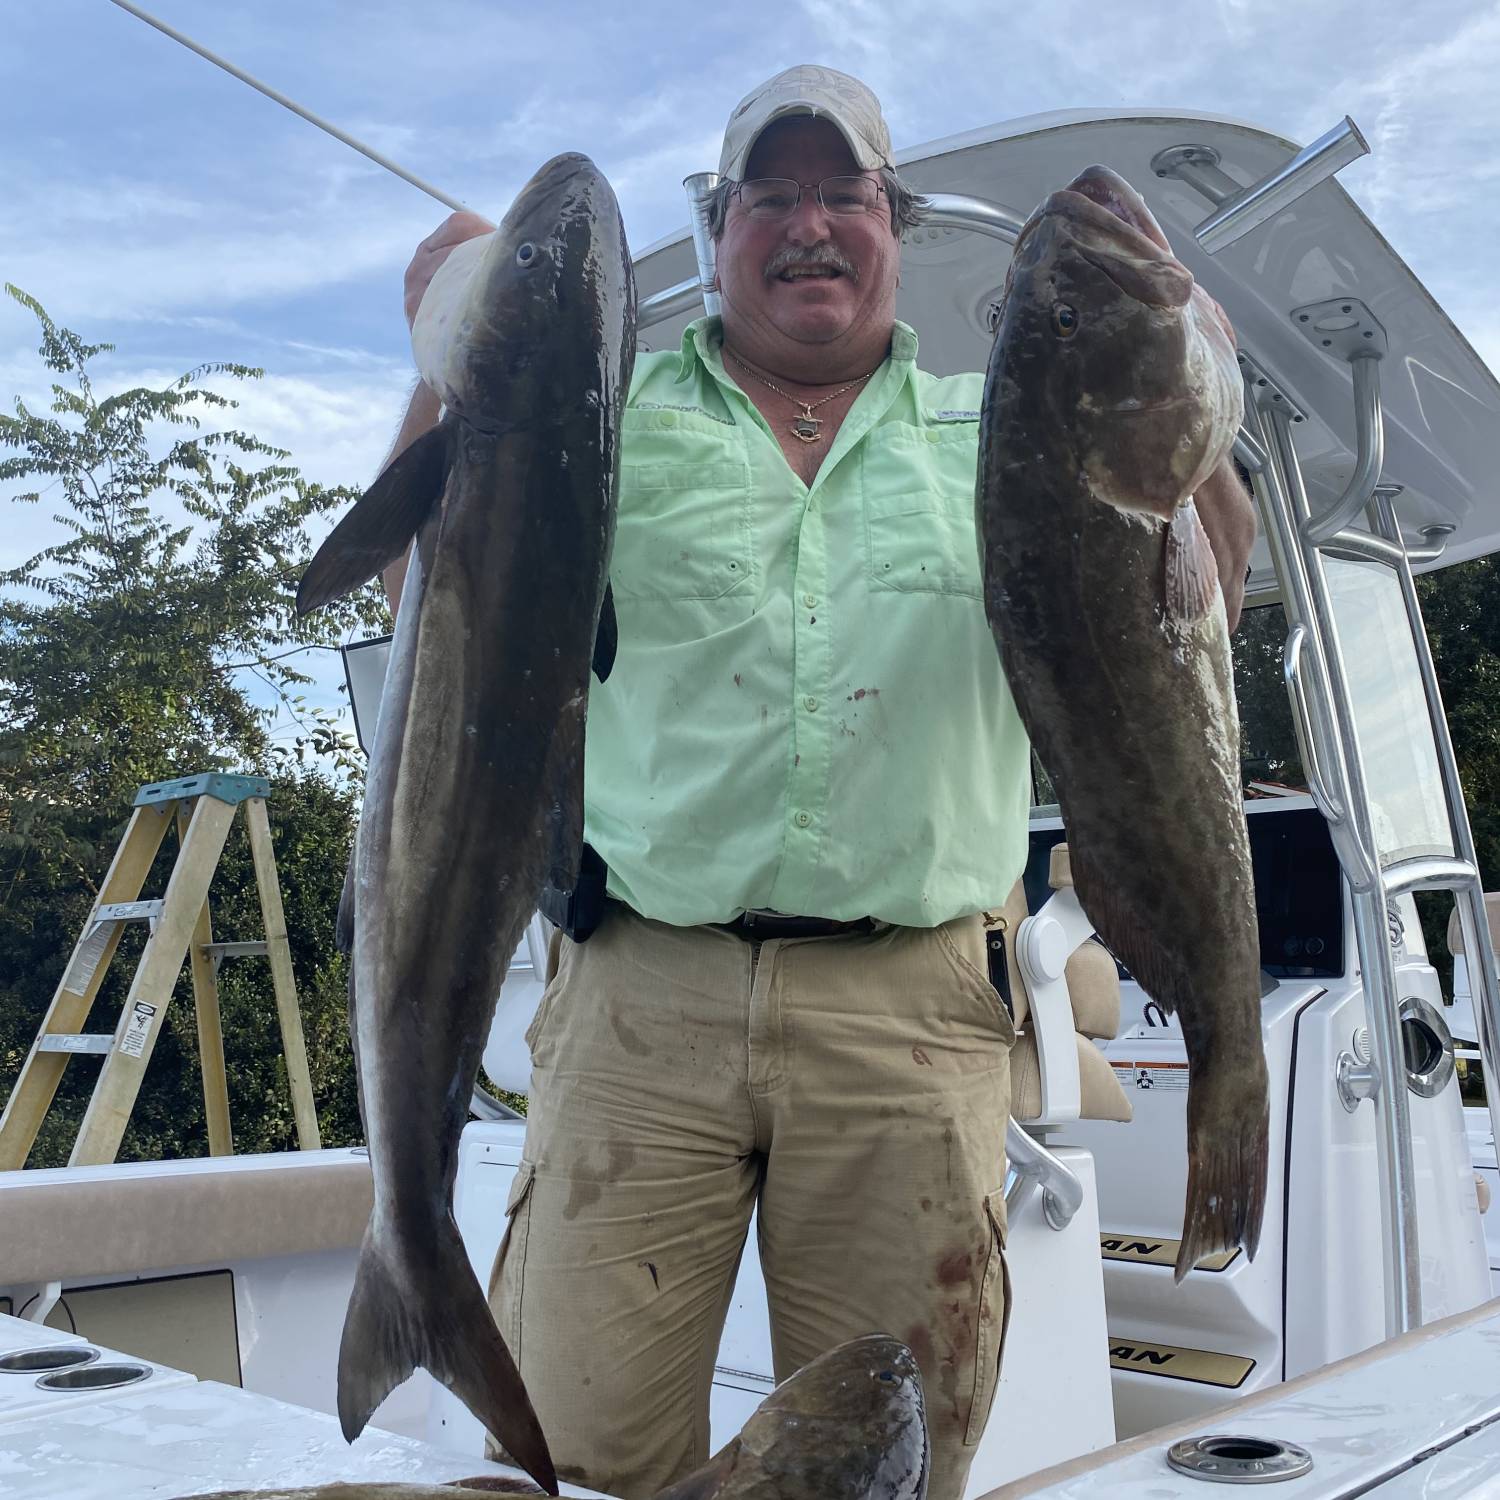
[1,1151,373,1286]
[991,853,1132,1124]
[1011,1032,1133,1124]
[1064,940,1122,1041]
[1447,894,1500,956]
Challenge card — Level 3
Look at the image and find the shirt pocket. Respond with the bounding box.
[861,421,983,601]
[614,411,754,603]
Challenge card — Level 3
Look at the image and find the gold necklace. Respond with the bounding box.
[724,349,880,443]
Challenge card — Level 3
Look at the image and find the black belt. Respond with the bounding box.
[717,910,877,941]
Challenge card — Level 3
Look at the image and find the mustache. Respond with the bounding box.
[763,243,859,282]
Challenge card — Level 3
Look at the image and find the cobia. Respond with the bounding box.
[296,151,636,1492]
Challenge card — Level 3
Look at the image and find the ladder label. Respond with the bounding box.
[119,1001,158,1058]
[62,923,114,998]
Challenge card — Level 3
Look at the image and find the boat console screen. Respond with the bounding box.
[1025,804,1343,983]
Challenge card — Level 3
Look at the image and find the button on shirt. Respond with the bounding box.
[585,317,1031,928]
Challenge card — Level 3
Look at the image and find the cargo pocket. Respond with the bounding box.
[487,1161,538,1360]
[965,1188,1011,1446]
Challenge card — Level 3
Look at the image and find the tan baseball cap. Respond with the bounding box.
[718,64,894,180]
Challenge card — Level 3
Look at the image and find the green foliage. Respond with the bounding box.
[0,288,392,1165]
[1232,601,1304,789]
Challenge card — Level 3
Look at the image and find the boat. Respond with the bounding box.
[5,105,1500,1497]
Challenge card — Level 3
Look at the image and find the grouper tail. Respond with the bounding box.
[1175,1069,1270,1281]
[338,1218,557,1495]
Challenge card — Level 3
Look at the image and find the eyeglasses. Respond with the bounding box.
[732,175,885,221]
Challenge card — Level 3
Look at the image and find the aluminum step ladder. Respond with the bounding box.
[0,773,322,1169]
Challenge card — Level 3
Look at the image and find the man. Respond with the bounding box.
[386,66,1255,1500]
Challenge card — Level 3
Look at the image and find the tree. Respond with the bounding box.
[0,287,388,1165]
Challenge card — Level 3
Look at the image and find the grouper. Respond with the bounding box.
[296,152,636,1492]
[978,164,1267,1277]
[178,1336,928,1500]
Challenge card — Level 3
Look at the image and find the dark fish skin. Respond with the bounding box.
[654,1337,928,1500]
[173,1339,926,1500]
[296,152,636,1493]
[978,164,1267,1278]
[175,1486,544,1500]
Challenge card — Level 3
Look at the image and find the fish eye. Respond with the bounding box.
[1052,302,1079,337]
[516,242,537,267]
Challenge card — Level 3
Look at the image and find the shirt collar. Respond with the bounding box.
[675,315,920,385]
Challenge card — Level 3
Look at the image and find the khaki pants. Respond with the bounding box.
[489,905,1014,1500]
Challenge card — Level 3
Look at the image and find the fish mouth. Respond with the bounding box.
[1016,174,1194,310]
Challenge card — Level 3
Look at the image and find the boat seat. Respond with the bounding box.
[996,844,1132,1126]
[1446,893,1500,955]
[0,1152,373,1286]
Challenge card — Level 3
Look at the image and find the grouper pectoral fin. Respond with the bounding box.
[592,581,618,682]
[1165,499,1221,624]
[296,422,452,615]
[338,1223,558,1494]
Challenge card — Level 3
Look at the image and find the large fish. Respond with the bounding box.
[180,1337,928,1500]
[296,152,636,1492]
[978,164,1266,1277]
[655,1336,928,1500]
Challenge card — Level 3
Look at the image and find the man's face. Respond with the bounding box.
[716,117,900,357]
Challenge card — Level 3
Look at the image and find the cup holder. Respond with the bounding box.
[1167,1434,1314,1482]
[35,1361,153,1392]
[0,1345,101,1375]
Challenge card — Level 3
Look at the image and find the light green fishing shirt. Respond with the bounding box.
[585,316,1031,928]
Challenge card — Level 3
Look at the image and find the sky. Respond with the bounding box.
[3,0,1499,753]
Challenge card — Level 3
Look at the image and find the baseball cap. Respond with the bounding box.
[718,64,894,181]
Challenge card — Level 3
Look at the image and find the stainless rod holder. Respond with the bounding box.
[682,173,722,319]
[1303,352,1386,544]
[1196,117,1369,255]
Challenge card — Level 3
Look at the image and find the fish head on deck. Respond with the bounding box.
[992,164,1242,519]
[732,1335,928,1497]
[420,152,636,425]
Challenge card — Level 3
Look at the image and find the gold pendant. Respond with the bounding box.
[791,410,822,443]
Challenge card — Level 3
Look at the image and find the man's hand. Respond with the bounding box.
[404,211,496,328]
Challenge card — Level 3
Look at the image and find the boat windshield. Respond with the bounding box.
[1323,557,1455,866]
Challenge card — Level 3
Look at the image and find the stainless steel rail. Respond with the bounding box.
[1303,352,1385,544]
[1245,382,1421,1336]
[1005,1120,1084,1230]
[470,1085,523,1122]
[639,277,709,331]
[922,193,1027,244]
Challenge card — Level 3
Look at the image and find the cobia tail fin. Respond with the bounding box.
[338,1220,558,1494]
[297,422,452,615]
